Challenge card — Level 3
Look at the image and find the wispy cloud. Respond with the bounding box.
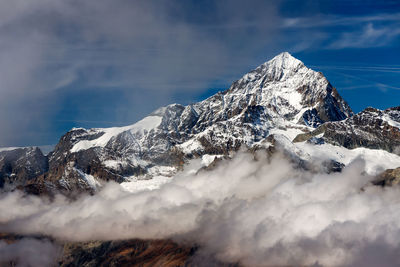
[283,13,400,29]
[309,65,400,73]
[329,23,400,49]
[313,67,400,91]
[283,13,400,50]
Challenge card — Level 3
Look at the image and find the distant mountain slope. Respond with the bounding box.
[0,147,47,189]
[294,106,400,153]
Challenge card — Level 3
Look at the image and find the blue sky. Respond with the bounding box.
[0,0,399,147]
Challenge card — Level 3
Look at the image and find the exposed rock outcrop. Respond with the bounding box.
[294,107,400,154]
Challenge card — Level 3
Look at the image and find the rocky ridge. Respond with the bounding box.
[0,147,47,190]
[294,106,400,154]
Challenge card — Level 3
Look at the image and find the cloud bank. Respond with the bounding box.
[1,151,400,266]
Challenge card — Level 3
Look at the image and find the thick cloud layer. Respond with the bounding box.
[1,151,400,266]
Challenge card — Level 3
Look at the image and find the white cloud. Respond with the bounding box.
[282,13,400,29]
[329,23,400,49]
[282,13,400,51]
[1,151,400,266]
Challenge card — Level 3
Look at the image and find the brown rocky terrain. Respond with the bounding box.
[374,167,400,186]
[0,234,238,267]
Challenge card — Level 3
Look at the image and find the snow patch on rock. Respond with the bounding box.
[71,116,162,153]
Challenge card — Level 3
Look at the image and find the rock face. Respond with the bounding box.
[59,239,196,267]
[374,167,400,186]
[0,234,237,267]
[59,239,239,267]
[0,147,47,190]
[294,106,400,154]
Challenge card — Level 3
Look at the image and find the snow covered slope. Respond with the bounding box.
[70,115,163,153]
[295,141,400,175]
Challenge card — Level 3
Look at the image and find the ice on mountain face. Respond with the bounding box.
[383,111,400,129]
[364,106,400,129]
[241,52,303,82]
[261,52,305,80]
[70,115,162,153]
[269,127,306,142]
[132,115,164,131]
[295,141,400,175]
[74,168,101,189]
[59,162,102,191]
[178,138,204,154]
[103,159,129,170]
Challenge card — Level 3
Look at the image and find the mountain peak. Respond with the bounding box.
[273,51,295,60]
[263,51,304,72]
[227,52,352,127]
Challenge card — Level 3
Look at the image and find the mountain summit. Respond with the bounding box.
[258,51,305,78]
[0,53,367,194]
[226,52,352,126]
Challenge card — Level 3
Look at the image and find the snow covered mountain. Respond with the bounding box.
[1,52,399,194]
[0,147,47,190]
[294,106,400,153]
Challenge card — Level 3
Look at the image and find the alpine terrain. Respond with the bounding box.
[1,52,399,195]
